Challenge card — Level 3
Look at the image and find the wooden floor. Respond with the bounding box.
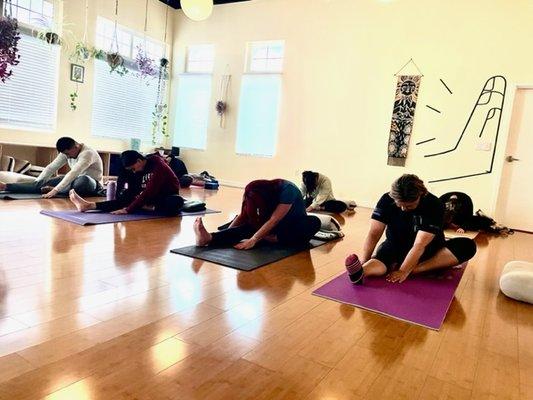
[0,186,531,400]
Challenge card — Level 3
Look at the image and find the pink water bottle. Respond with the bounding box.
[106,181,117,201]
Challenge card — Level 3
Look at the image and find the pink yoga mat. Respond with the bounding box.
[312,263,467,330]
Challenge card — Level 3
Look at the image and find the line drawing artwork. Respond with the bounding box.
[440,79,453,95]
[424,75,507,183]
[416,138,436,145]
[426,105,442,114]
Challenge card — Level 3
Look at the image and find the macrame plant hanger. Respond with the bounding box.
[216,64,231,128]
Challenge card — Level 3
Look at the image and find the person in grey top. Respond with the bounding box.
[0,137,103,198]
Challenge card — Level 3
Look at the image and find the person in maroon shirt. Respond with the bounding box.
[69,151,184,215]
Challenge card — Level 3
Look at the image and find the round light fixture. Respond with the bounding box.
[181,0,213,21]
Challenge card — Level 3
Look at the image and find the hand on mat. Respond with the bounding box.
[386,269,411,283]
[111,208,128,215]
[42,188,59,199]
[234,237,258,250]
[456,228,465,234]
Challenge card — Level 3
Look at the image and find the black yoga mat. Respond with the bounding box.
[0,192,68,200]
[170,238,332,271]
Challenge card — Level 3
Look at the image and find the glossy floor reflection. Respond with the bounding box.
[0,186,531,399]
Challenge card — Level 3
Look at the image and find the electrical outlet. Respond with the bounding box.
[476,142,492,151]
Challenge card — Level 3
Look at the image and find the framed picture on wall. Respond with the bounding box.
[70,64,85,83]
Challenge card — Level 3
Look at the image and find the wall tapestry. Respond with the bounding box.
[387,75,422,166]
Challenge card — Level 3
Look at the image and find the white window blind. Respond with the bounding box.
[91,59,158,141]
[172,74,212,150]
[235,74,282,157]
[0,33,59,131]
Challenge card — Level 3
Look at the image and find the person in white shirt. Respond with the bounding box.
[0,137,103,198]
[301,171,357,213]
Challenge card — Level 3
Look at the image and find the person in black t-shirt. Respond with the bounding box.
[344,174,477,284]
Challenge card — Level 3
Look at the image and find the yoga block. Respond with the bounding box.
[500,261,533,304]
[204,181,219,190]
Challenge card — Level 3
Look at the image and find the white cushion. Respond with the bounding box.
[0,171,37,184]
[500,261,533,304]
[309,213,341,232]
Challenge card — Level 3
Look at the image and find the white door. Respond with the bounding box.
[497,88,533,232]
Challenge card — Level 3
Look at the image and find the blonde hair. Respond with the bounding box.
[389,174,427,202]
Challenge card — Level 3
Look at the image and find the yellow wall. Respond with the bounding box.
[171,0,533,212]
[0,0,174,154]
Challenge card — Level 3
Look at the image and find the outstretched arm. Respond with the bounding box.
[361,219,386,263]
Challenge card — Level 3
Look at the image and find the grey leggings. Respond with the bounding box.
[5,175,100,196]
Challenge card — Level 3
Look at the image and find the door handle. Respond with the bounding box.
[506,155,520,162]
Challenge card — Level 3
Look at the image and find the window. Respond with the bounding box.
[172,45,215,150]
[0,34,59,131]
[5,0,54,28]
[185,44,214,73]
[235,41,284,157]
[95,17,165,60]
[91,17,166,141]
[247,41,284,73]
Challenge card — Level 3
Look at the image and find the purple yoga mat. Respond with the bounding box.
[40,209,220,225]
[313,263,467,330]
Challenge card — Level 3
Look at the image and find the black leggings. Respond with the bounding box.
[304,197,347,213]
[210,215,321,247]
[374,237,477,270]
[95,194,184,215]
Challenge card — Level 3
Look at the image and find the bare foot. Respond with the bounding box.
[0,181,6,191]
[194,217,212,246]
[69,189,95,212]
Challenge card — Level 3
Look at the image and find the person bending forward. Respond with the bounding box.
[194,179,321,250]
[69,151,183,215]
[345,174,477,284]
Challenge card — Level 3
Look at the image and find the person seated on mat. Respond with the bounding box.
[0,137,103,198]
[194,179,321,250]
[69,150,183,215]
[300,171,356,214]
[344,174,477,284]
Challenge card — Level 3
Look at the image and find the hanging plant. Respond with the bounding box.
[70,42,91,63]
[33,16,73,49]
[151,1,171,145]
[107,52,128,76]
[69,0,91,64]
[0,14,21,83]
[134,45,157,81]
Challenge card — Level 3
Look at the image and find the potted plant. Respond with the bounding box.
[33,16,71,47]
[106,52,128,76]
[0,14,21,83]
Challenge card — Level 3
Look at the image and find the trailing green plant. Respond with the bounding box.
[151,103,168,145]
[70,42,91,64]
[69,89,78,111]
